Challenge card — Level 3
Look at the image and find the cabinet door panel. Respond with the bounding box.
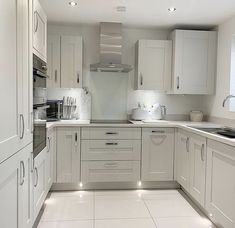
[142,128,174,181]
[56,128,80,183]
[189,135,206,207]
[206,140,235,228]
[19,144,33,228]
[171,30,216,94]
[61,36,83,88]
[176,130,190,191]
[33,0,47,61]
[33,148,47,220]
[136,40,172,90]
[0,154,19,228]
[0,0,19,162]
[47,35,61,88]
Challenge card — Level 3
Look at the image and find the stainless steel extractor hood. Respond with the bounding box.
[90,22,133,73]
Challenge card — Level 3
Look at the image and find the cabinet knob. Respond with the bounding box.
[140,73,143,86]
[77,72,80,84]
[177,76,180,90]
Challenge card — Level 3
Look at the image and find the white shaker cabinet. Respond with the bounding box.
[33,148,47,221]
[61,36,83,88]
[170,30,217,94]
[47,35,61,88]
[135,40,172,91]
[206,140,235,228]
[189,134,207,207]
[0,0,33,163]
[33,0,47,62]
[0,144,33,228]
[56,127,80,183]
[141,128,174,181]
[176,130,190,191]
[45,128,54,190]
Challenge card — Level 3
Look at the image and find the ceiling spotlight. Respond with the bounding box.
[69,1,77,7]
[168,7,176,12]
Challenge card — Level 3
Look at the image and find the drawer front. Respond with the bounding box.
[81,127,141,140]
[81,161,140,183]
[81,140,141,161]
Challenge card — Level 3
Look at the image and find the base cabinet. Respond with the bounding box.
[0,144,33,228]
[176,130,190,191]
[33,148,47,221]
[206,140,235,228]
[142,128,174,181]
[56,127,80,183]
[189,134,206,207]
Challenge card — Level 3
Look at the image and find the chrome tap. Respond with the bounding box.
[222,95,235,107]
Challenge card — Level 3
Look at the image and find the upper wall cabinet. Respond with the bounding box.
[169,30,217,94]
[135,40,172,91]
[47,35,83,88]
[47,35,61,88]
[33,0,47,62]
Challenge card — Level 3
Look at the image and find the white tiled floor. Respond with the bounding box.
[38,190,215,228]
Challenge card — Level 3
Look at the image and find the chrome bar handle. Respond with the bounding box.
[55,69,58,82]
[34,12,38,33]
[152,130,165,134]
[201,144,205,162]
[20,161,25,186]
[177,76,180,90]
[106,132,118,135]
[47,136,51,153]
[186,137,190,152]
[20,114,25,139]
[140,73,143,86]
[34,167,38,187]
[105,142,118,146]
[77,72,80,84]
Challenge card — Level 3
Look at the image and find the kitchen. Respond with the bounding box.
[1,0,235,228]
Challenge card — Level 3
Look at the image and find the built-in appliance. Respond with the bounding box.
[47,100,63,122]
[90,22,133,73]
[33,54,47,158]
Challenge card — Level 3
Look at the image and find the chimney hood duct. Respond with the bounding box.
[90,22,133,73]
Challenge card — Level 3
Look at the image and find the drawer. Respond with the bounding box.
[81,140,141,161]
[81,127,141,140]
[81,161,140,183]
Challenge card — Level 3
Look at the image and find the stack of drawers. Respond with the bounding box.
[81,127,141,184]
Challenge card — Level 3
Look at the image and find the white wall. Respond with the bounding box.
[48,24,206,120]
[204,16,235,119]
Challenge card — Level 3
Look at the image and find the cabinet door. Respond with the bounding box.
[45,130,54,190]
[142,128,174,181]
[47,35,61,88]
[18,0,33,150]
[18,144,33,228]
[33,0,47,62]
[189,134,206,207]
[0,0,20,162]
[33,148,47,220]
[176,130,190,191]
[136,40,172,91]
[206,140,235,228]
[0,152,19,228]
[61,36,83,88]
[56,127,80,183]
[172,30,216,94]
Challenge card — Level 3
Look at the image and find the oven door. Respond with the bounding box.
[33,120,46,158]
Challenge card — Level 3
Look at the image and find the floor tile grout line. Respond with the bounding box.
[142,197,158,228]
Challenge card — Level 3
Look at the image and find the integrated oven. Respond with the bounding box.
[33,54,47,158]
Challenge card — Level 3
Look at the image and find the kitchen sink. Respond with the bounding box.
[189,126,235,139]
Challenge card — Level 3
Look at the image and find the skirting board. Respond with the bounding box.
[51,181,180,191]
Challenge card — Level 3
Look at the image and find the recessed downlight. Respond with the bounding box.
[69,1,77,7]
[168,7,176,12]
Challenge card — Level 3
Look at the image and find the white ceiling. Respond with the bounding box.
[40,0,235,28]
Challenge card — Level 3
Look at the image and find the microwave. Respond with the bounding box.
[47,100,63,121]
